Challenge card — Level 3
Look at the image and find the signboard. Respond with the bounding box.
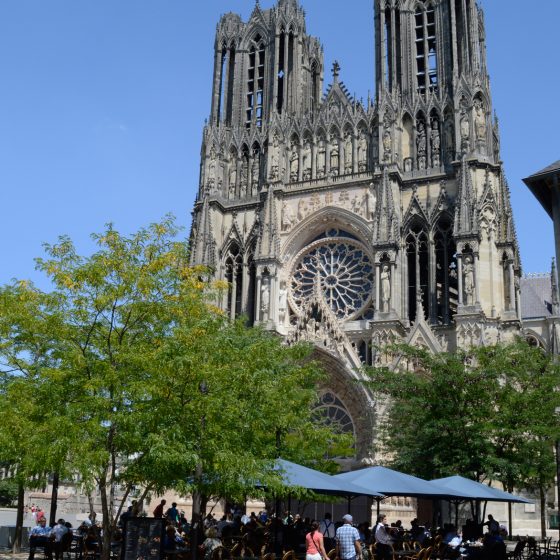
[122,517,165,560]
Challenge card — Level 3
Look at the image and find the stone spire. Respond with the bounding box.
[373,168,397,244]
[454,157,477,236]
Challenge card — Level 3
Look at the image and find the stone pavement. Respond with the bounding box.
[0,551,28,560]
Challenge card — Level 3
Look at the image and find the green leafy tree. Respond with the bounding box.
[0,217,349,560]
[367,341,560,532]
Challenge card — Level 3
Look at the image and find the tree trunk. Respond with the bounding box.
[49,472,59,527]
[12,482,25,553]
[99,478,112,560]
[540,485,547,539]
[191,484,202,560]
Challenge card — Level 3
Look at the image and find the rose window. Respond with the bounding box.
[290,234,373,320]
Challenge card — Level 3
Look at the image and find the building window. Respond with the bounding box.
[415,3,438,93]
[406,222,429,322]
[312,392,355,436]
[434,218,458,324]
[290,231,374,321]
[246,35,265,128]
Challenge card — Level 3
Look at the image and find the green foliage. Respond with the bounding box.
[367,340,560,491]
[0,216,348,550]
[0,478,18,506]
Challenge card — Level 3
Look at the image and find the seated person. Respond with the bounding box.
[202,527,222,560]
[84,527,100,555]
[443,524,459,544]
[52,519,71,560]
[409,519,423,543]
[163,525,189,560]
[29,518,53,560]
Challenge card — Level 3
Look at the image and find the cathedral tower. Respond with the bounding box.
[190,0,521,466]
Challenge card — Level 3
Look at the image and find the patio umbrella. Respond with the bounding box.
[431,475,532,503]
[334,466,470,499]
[431,475,533,531]
[333,465,470,517]
[273,459,385,498]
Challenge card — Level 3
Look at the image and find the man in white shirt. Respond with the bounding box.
[374,515,393,560]
[319,512,336,552]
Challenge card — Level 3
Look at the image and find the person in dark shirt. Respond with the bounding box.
[153,499,166,518]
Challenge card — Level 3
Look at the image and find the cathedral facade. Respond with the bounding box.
[190,0,554,466]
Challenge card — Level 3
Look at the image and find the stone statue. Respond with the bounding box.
[297,198,307,222]
[344,133,353,174]
[290,144,299,182]
[416,121,426,170]
[460,113,470,150]
[228,158,237,198]
[281,202,295,231]
[474,99,486,141]
[207,150,216,189]
[351,195,363,215]
[463,256,475,306]
[278,284,288,324]
[444,119,454,163]
[358,131,368,171]
[240,158,248,194]
[383,128,392,162]
[366,185,376,220]
[381,264,391,312]
[302,142,312,180]
[329,134,339,175]
[431,122,441,167]
[270,135,280,180]
[251,151,260,191]
[261,280,270,316]
[317,139,326,178]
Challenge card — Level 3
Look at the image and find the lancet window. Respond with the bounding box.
[382,6,401,90]
[224,244,243,320]
[406,222,429,322]
[311,59,320,113]
[247,35,265,128]
[415,3,438,93]
[217,41,235,125]
[434,218,458,324]
[224,243,257,324]
[276,28,295,115]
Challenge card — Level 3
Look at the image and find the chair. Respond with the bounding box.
[261,553,275,560]
[402,548,426,560]
[230,543,255,559]
[55,531,74,560]
[505,540,526,560]
[327,549,337,560]
[212,546,232,560]
[281,551,296,560]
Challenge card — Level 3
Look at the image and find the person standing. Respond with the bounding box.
[335,514,361,560]
[153,499,166,518]
[319,512,336,553]
[165,502,179,524]
[306,521,328,560]
[374,515,393,560]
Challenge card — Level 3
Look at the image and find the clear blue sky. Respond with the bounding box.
[0,1,558,288]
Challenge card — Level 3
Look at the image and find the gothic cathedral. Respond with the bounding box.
[190,0,524,465]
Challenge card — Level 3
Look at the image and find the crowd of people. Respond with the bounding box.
[26,502,513,560]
